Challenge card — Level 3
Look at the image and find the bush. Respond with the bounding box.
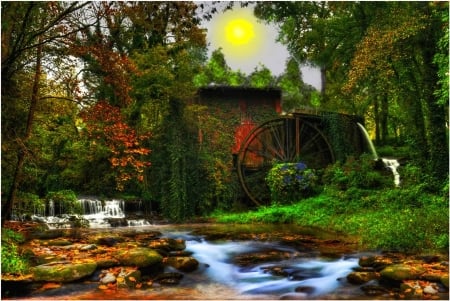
[323,155,390,190]
[45,190,82,215]
[266,162,318,204]
[1,229,29,274]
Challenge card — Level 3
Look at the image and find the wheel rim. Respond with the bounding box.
[237,116,335,205]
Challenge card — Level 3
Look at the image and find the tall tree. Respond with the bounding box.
[1,1,92,223]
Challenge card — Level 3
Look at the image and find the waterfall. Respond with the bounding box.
[382,158,401,187]
[30,197,150,228]
[357,123,379,159]
[357,123,400,187]
[48,200,55,216]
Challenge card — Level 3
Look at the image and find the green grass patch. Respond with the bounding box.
[212,187,449,253]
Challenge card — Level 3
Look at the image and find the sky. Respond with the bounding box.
[198,3,322,90]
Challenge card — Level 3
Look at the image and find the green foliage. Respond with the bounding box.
[266,162,318,204]
[323,155,390,190]
[1,229,29,274]
[213,186,449,253]
[45,190,82,215]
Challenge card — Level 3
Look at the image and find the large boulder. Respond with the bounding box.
[114,247,163,268]
[380,264,426,281]
[32,261,97,282]
[347,271,380,284]
[166,256,199,272]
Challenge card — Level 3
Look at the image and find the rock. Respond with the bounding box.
[96,258,120,268]
[441,274,449,288]
[32,261,97,282]
[80,244,97,251]
[233,250,293,267]
[359,255,394,271]
[148,238,186,253]
[360,284,389,296]
[280,292,308,300]
[100,272,116,284]
[46,238,73,246]
[400,281,424,299]
[154,272,183,285]
[347,271,379,284]
[117,269,141,289]
[423,284,439,295]
[166,256,199,272]
[115,247,163,268]
[95,236,124,246]
[380,264,426,281]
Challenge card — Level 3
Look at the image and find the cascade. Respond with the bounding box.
[30,197,150,228]
[357,123,401,187]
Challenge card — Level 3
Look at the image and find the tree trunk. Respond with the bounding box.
[374,96,380,144]
[1,40,42,225]
[380,94,389,145]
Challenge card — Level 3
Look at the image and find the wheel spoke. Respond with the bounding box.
[238,117,334,205]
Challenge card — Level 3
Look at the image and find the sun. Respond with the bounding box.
[225,19,255,45]
[209,8,264,60]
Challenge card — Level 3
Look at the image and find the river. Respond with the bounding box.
[3,223,448,300]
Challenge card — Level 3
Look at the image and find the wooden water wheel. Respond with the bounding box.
[237,115,335,205]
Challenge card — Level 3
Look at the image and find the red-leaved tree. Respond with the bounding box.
[80,101,151,190]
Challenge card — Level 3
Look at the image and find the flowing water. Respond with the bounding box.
[357,123,401,186]
[11,225,369,300]
[184,238,359,299]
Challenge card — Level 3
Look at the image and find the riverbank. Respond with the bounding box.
[1,222,448,300]
[210,185,449,255]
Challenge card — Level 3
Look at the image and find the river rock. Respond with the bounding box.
[100,272,116,284]
[347,271,380,284]
[233,250,294,266]
[46,238,73,246]
[148,238,186,253]
[117,269,141,289]
[154,272,184,285]
[380,263,426,281]
[166,256,199,272]
[32,261,97,282]
[114,247,163,268]
[359,255,394,271]
[441,274,449,288]
[360,283,389,296]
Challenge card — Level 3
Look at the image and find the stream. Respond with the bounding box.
[4,224,397,300]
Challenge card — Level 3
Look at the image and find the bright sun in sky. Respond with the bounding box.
[209,8,264,61]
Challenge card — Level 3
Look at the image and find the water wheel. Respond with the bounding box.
[237,115,335,205]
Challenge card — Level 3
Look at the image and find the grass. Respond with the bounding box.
[211,186,449,254]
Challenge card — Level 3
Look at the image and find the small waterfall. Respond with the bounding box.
[31,197,150,228]
[357,123,378,159]
[48,200,55,216]
[357,123,401,187]
[382,158,401,187]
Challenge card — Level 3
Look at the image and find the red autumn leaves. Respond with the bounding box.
[80,101,151,190]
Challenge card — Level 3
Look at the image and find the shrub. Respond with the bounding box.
[323,155,390,190]
[266,162,318,204]
[45,190,82,215]
[1,229,29,274]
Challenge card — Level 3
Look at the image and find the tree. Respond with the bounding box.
[1,1,92,223]
[344,2,448,182]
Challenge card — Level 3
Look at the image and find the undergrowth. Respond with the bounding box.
[212,157,449,254]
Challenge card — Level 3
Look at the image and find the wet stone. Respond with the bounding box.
[347,271,380,284]
[154,272,183,285]
[360,284,389,296]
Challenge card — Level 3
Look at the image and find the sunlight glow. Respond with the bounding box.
[210,8,264,60]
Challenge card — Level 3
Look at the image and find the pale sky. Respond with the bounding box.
[199,3,322,90]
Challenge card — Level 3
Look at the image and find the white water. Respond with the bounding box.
[357,123,401,186]
[31,198,150,228]
[185,239,359,298]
